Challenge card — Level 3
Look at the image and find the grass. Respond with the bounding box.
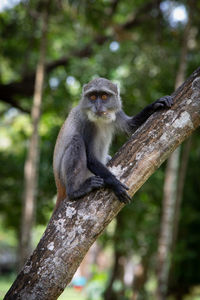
[58,287,86,300]
[0,275,86,300]
[0,274,15,300]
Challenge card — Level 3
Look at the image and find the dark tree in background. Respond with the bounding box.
[19,0,50,269]
[156,11,192,299]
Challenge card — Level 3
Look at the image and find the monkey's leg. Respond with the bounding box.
[62,135,105,201]
[67,176,105,200]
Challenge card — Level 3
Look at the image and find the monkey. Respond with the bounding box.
[53,77,173,208]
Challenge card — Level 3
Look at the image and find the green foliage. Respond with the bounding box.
[0,274,17,300]
[87,269,108,300]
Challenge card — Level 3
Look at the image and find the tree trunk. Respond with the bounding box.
[104,250,126,300]
[156,19,191,300]
[172,136,192,246]
[132,253,150,300]
[18,7,48,269]
[4,67,200,300]
[104,213,126,300]
[156,147,180,299]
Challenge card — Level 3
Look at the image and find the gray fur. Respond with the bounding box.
[53,77,122,202]
[80,78,122,113]
[53,77,173,204]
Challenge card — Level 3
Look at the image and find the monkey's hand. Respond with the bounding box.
[106,177,131,204]
[153,95,174,110]
[114,182,131,204]
[87,156,131,203]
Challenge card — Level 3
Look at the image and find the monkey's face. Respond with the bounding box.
[82,91,118,124]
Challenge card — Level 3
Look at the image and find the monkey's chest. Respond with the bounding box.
[93,129,112,165]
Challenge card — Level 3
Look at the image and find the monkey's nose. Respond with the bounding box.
[96,111,107,116]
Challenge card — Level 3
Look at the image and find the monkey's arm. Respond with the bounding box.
[129,95,173,130]
[117,95,173,134]
[62,135,105,200]
[86,151,131,204]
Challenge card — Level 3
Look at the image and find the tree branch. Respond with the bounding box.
[4,68,200,300]
[122,0,162,30]
[0,41,103,112]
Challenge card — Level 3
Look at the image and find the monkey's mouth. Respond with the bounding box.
[87,110,115,123]
[95,111,108,117]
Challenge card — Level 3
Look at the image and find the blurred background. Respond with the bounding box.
[0,0,200,299]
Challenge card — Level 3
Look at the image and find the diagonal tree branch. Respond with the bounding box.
[4,68,200,300]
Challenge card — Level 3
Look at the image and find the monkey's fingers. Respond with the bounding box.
[154,95,174,109]
[116,189,132,204]
[119,182,129,190]
[164,96,173,107]
[124,192,132,203]
[120,192,132,204]
[91,176,105,188]
[154,102,164,109]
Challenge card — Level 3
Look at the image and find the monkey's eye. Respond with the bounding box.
[90,94,97,101]
[101,94,108,100]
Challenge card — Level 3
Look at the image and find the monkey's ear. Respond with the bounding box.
[114,82,120,95]
[83,84,87,92]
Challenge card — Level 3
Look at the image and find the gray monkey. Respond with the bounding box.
[53,77,173,207]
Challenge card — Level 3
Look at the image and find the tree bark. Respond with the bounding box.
[156,18,191,299]
[4,67,200,300]
[18,7,48,269]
